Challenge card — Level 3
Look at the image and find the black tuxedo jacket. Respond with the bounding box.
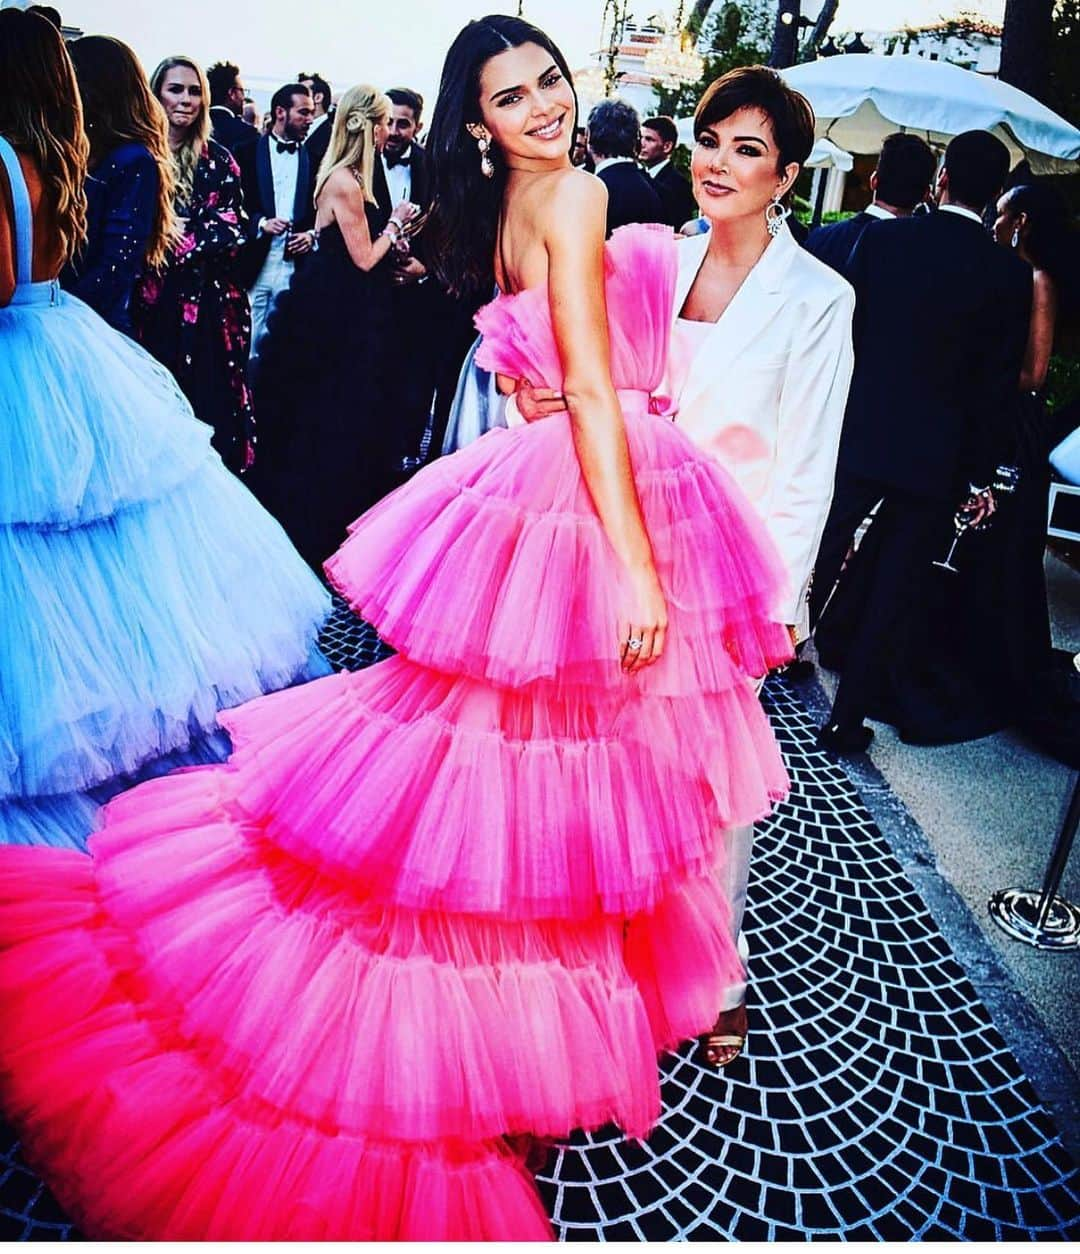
[804,210,875,276]
[209,107,258,160]
[303,107,336,174]
[595,161,665,237]
[650,161,696,230]
[838,208,1032,501]
[235,134,316,287]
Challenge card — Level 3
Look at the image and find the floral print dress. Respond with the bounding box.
[135,139,255,474]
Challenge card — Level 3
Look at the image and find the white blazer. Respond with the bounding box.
[669,224,855,627]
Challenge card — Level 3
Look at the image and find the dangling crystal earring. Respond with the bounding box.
[477,135,495,179]
[765,195,790,239]
[1010,224,1020,248]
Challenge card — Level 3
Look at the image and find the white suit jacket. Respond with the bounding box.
[668,224,855,628]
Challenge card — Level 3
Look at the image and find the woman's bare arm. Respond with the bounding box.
[1020,269,1057,393]
[542,171,666,671]
[324,172,399,273]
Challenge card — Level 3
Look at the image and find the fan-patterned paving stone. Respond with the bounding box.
[2,605,1078,1239]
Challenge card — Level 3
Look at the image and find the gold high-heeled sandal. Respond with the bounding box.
[697,1002,748,1068]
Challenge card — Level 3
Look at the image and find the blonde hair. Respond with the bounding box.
[0,8,89,266]
[68,35,176,269]
[150,56,212,212]
[315,84,390,206]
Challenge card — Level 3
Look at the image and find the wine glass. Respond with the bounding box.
[932,465,1020,573]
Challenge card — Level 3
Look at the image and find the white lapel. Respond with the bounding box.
[674,226,797,414]
[673,232,709,320]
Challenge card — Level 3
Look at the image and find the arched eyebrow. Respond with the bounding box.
[489,62,559,103]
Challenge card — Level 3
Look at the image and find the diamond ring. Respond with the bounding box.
[627,637,644,651]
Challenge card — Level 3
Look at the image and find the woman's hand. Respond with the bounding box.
[619,561,668,674]
[514,377,566,422]
[391,201,419,229]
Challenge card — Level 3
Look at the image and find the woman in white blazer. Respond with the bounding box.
[516,67,855,1070]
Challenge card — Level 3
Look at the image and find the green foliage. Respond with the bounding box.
[1047,353,1080,414]
[654,0,774,119]
[1050,0,1080,127]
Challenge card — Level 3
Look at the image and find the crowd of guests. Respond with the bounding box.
[22,9,1080,773]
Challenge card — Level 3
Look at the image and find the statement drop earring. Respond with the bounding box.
[765,195,790,239]
[1011,225,1021,248]
[477,135,495,179]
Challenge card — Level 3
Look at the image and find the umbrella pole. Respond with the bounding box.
[811,166,827,229]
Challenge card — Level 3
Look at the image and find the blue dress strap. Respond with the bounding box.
[0,135,33,287]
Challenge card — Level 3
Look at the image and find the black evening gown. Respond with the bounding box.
[248,202,397,572]
[816,391,1080,767]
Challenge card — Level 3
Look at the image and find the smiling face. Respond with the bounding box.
[384,103,420,159]
[158,64,204,136]
[470,40,575,169]
[691,106,799,227]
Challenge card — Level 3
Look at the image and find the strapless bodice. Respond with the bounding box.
[473,223,677,395]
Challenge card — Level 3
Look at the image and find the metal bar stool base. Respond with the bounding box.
[988,888,1080,950]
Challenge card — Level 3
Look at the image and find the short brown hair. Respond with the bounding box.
[694,65,814,172]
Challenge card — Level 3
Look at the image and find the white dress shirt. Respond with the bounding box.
[864,202,897,221]
[381,147,413,207]
[667,226,856,628]
[938,203,984,225]
[254,139,301,290]
[645,157,670,179]
[593,156,635,175]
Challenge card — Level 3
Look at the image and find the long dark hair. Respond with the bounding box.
[68,35,175,269]
[426,15,576,299]
[0,8,88,266]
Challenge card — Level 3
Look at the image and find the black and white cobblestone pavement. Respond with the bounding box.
[2,600,1078,1240]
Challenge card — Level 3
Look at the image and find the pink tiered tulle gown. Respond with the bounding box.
[0,224,792,1240]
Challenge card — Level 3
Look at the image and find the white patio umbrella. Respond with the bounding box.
[805,137,854,171]
[781,53,1080,175]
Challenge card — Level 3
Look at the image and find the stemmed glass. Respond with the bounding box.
[932,466,1020,573]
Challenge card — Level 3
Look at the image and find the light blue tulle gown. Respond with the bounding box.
[440,336,508,456]
[0,136,331,849]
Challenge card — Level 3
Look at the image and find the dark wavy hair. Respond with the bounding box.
[67,34,175,269]
[426,14,576,299]
[0,8,88,266]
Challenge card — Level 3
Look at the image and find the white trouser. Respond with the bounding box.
[717,824,753,1011]
[248,245,294,362]
[716,671,766,1012]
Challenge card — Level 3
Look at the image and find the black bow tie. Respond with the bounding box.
[385,150,412,169]
[275,140,299,155]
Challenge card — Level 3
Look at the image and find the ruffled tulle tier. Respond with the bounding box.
[0,812,734,1237]
[0,852,551,1239]
[1,452,330,804]
[211,659,786,917]
[0,293,211,527]
[326,409,792,693]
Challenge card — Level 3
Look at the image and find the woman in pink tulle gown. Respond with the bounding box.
[0,15,792,1241]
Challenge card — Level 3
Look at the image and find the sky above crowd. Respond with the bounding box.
[53,0,1005,110]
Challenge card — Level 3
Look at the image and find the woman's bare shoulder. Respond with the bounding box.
[543,166,606,216]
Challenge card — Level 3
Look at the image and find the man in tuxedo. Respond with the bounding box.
[640,115,696,230]
[586,99,664,237]
[299,72,335,172]
[207,61,258,159]
[805,132,936,275]
[236,83,316,357]
[375,87,474,469]
[810,130,1033,753]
